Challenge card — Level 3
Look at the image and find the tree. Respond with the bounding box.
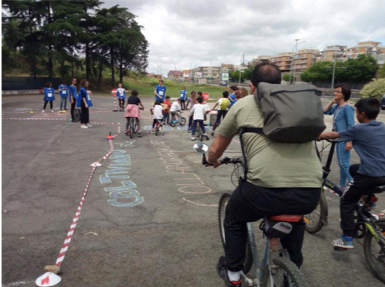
[283,74,293,82]
[360,78,385,100]
[379,64,385,78]
[345,54,378,83]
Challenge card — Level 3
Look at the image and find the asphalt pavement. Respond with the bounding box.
[2,94,384,287]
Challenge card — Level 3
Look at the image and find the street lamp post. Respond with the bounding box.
[209,56,218,85]
[239,51,253,85]
[290,40,305,84]
[190,60,198,83]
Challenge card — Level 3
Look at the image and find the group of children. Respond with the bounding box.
[42,78,93,129]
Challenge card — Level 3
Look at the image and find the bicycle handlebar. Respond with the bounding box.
[323,138,343,143]
[201,154,243,166]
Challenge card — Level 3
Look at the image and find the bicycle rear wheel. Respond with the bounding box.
[304,190,328,234]
[169,119,176,127]
[155,126,159,136]
[270,257,307,287]
[218,193,253,275]
[364,218,385,284]
[180,117,186,126]
[129,118,134,139]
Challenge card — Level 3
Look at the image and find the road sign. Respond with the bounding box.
[111,89,117,95]
[222,73,229,81]
[195,72,203,78]
[203,92,209,101]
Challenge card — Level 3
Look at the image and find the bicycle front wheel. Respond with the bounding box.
[218,193,253,275]
[169,119,176,127]
[129,118,134,139]
[364,218,385,284]
[304,190,328,234]
[271,257,307,287]
[180,117,186,126]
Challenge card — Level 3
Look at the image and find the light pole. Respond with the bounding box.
[191,60,198,83]
[291,40,305,84]
[209,55,218,85]
[239,51,253,85]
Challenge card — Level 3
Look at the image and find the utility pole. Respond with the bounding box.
[209,56,218,85]
[293,39,300,84]
[331,56,337,89]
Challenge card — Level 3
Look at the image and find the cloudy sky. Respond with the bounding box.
[102,0,385,76]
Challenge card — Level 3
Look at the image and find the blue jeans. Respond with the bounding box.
[163,112,170,124]
[192,120,206,136]
[60,97,67,110]
[336,142,353,186]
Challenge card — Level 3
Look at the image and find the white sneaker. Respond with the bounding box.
[51,110,54,113]
[42,110,45,113]
[87,124,93,128]
[81,125,88,129]
[191,137,195,141]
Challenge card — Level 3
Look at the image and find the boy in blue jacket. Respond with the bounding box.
[319,98,385,249]
[59,81,68,111]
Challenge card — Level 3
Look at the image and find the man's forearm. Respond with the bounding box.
[320,131,340,139]
[208,135,233,162]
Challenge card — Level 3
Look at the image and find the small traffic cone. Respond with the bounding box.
[106,132,114,140]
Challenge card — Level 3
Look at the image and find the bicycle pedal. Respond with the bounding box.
[333,246,349,251]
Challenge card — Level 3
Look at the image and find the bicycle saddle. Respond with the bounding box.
[270,215,302,222]
[371,185,385,194]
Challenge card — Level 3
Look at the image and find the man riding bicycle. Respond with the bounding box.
[206,63,322,287]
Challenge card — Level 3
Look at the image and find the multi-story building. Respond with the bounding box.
[269,52,294,72]
[182,70,190,81]
[345,41,385,58]
[293,49,320,73]
[190,66,221,80]
[220,64,234,73]
[251,56,271,65]
[167,70,183,81]
[320,45,347,61]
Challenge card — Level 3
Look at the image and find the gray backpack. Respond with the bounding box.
[242,83,326,143]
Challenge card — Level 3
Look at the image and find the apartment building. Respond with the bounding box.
[293,49,320,72]
[251,55,271,65]
[221,64,234,73]
[190,66,221,80]
[320,45,347,61]
[269,52,294,72]
[345,41,385,58]
[167,70,183,81]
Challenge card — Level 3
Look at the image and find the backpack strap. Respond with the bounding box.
[241,127,263,134]
[239,127,264,181]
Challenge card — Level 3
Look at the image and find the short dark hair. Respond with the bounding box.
[355,98,380,120]
[62,81,66,84]
[229,85,238,91]
[45,82,52,88]
[335,83,351,101]
[223,91,229,98]
[131,89,138,97]
[197,91,203,97]
[155,100,161,105]
[80,79,88,88]
[159,80,164,83]
[166,96,170,99]
[197,96,203,104]
[251,62,281,87]
[177,98,181,101]
[191,91,196,95]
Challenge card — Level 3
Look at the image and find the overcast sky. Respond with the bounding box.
[102,0,385,76]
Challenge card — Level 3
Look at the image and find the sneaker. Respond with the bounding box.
[151,129,155,133]
[81,125,89,129]
[138,133,142,138]
[191,137,195,141]
[42,110,45,113]
[216,256,242,287]
[64,108,68,110]
[187,129,191,133]
[51,110,54,113]
[332,235,354,249]
[211,131,215,136]
[87,124,93,128]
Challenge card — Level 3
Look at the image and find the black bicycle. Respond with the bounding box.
[304,139,385,283]
[193,143,306,287]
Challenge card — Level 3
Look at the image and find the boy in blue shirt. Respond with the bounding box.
[59,81,68,111]
[154,80,166,103]
[69,78,78,122]
[180,86,187,110]
[319,98,385,249]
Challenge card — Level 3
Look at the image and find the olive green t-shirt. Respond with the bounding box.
[217,95,323,188]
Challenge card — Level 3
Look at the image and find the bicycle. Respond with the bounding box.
[193,142,307,287]
[125,117,139,139]
[304,139,385,283]
[154,120,162,136]
[195,123,209,141]
[169,112,186,127]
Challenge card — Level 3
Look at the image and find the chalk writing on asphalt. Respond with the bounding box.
[100,140,144,208]
[151,140,216,207]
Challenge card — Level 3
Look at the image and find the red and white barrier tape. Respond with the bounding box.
[52,123,120,269]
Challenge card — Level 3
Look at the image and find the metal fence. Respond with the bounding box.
[2,77,62,90]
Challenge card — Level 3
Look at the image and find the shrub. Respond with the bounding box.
[360,78,385,100]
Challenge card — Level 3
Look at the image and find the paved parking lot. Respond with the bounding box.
[2,94,384,287]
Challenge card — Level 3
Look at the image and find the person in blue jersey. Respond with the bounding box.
[68,78,78,122]
[180,85,188,110]
[42,82,55,113]
[323,83,355,189]
[154,80,166,103]
[116,83,126,110]
[59,81,69,111]
[228,85,239,107]
[77,79,93,129]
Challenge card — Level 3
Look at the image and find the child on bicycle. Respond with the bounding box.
[125,90,144,137]
[190,96,210,141]
[150,101,164,132]
[319,98,385,249]
[170,98,182,123]
[211,91,231,136]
